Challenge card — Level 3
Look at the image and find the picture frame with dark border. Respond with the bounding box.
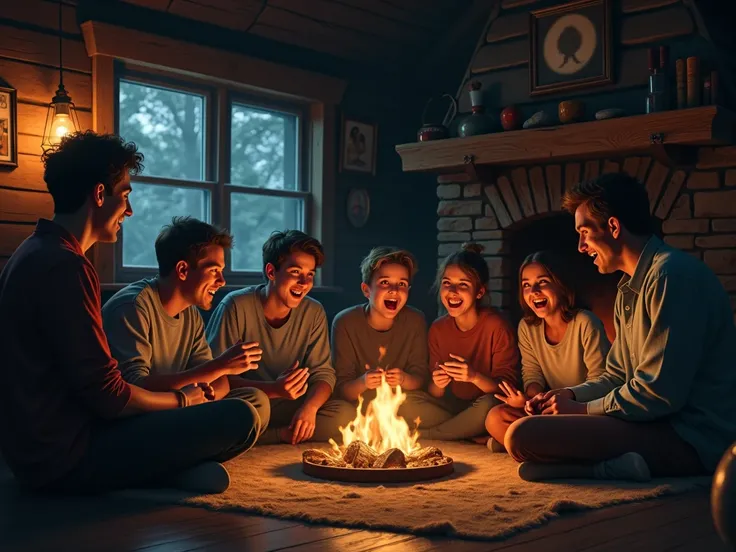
[0,86,18,168]
[529,0,612,97]
[339,115,377,175]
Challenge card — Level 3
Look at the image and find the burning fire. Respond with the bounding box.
[329,346,421,458]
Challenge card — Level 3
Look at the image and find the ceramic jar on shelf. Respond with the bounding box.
[458,81,496,138]
[417,94,457,142]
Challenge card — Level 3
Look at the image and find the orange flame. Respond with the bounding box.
[330,347,421,457]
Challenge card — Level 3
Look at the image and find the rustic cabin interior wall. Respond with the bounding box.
[0,0,93,275]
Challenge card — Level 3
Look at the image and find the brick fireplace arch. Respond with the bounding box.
[436,150,736,327]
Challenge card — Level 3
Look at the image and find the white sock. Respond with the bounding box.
[593,452,651,482]
[487,437,507,453]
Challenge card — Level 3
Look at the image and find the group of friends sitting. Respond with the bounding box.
[1,131,735,496]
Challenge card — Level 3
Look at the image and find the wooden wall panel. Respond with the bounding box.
[0,4,90,259]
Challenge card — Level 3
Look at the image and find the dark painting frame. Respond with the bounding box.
[530,0,612,96]
[0,86,18,168]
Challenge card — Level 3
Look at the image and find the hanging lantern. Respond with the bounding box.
[41,1,80,150]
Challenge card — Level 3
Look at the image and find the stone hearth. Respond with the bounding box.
[436,148,736,328]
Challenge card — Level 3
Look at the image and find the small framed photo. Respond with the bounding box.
[340,117,377,175]
[530,0,612,96]
[0,86,18,167]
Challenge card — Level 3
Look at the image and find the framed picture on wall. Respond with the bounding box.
[0,86,18,167]
[340,116,377,175]
[530,0,612,96]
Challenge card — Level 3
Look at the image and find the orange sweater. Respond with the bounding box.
[428,308,520,401]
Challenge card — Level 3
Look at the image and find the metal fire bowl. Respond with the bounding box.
[302,458,454,483]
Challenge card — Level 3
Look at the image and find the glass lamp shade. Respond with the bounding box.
[42,86,81,150]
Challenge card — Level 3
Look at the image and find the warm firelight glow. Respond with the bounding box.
[329,346,421,458]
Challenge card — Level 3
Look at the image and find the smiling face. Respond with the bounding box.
[440,264,483,319]
[93,173,133,243]
[178,244,226,310]
[266,251,316,310]
[574,202,621,274]
[521,262,565,320]
[361,262,410,321]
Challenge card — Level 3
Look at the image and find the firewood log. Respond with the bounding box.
[343,441,378,468]
[303,449,347,467]
[406,446,443,464]
[372,448,407,468]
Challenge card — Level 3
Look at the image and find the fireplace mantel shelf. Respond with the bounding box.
[395,106,736,173]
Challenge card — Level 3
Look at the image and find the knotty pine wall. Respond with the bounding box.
[0,0,93,273]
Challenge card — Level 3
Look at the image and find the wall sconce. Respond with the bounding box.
[42,0,80,150]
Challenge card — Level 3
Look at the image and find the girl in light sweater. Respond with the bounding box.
[485,250,610,451]
[402,243,520,441]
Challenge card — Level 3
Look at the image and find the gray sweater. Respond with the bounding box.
[519,310,609,392]
[206,285,336,390]
[102,278,212,384]
[570,236,736,472]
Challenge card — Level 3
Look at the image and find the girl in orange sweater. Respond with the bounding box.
[404,243,520,441]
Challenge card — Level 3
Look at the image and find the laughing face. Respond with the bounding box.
[574,202,621,274]
[179,244,226,311]
[440,264,483,319]
[520,262,563,320]
[361,262,410,321]
[93,173,133,243]
[266,251,316,310]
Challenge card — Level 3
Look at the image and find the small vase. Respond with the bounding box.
[712,442,736,549]
[458,82,496,137]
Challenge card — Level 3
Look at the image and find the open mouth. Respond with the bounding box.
[207,289,216,297]
[532,297,548,309]
[384,298,398,311]
[589,251,598,261]
[290,288,304,299]
[447,297,463,309]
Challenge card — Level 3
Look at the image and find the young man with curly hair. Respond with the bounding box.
[0,131,260,495]
[206,230,354,445]
[102,216,270,435]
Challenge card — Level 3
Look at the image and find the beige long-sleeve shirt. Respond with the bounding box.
[569,236,736,472]
[519,310,609,392]
[206,285,336,390]
[102,278,212,384]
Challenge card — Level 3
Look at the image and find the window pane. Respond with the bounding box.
[119,80,205,181]
[230,103,298,190]
[122,183,209,268]
[230,193,303,272]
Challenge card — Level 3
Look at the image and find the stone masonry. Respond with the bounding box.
[436,146,736,319]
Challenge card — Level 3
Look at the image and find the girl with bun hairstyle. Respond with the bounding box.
[404,243,520,442]
[485,250,610,452]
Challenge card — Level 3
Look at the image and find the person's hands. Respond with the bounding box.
[431,366,452,389]
[540,389,586,415]
[525,388,572,415]
[216,341,262,375]
[362,365,384,390]
[384,367,406,387]
[440,354,477,383]
[273,360,309,400]
[180,383,207,406]
[494,381,526,409]
[197,382,216,401]
[289,404,317,444]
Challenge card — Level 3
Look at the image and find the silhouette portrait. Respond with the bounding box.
[530,0,612,96]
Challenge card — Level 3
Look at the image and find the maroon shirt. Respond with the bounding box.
[0,219,131,488]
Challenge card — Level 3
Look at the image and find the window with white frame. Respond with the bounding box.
[116,71,308,280]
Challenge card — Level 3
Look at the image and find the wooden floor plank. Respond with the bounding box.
[283,529,418,551]
[180,524,356,552]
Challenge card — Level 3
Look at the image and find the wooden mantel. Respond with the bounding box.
[395,106,736,173]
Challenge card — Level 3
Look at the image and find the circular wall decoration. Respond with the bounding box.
[543,13,597,75]
[346,188,370,228]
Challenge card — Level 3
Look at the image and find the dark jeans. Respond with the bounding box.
[45,398,260,494]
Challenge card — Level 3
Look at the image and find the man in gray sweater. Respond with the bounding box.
[506,173,736,482]
[206,230,354,445]
[103,217,270,435]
